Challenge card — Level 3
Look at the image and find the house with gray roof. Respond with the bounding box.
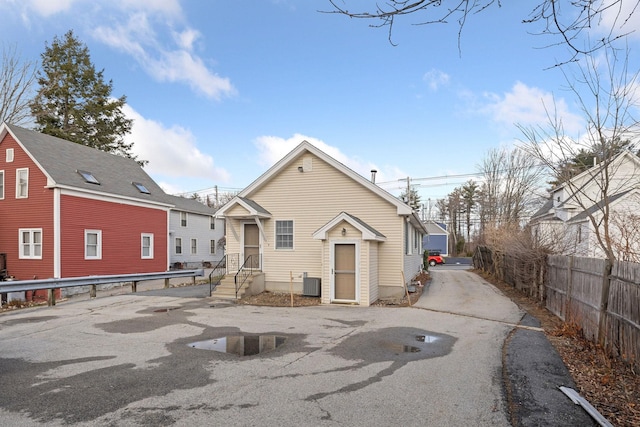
[0,123,174,300]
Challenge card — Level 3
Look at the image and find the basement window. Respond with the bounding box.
[78,170,100,185]
[133,182,150,194]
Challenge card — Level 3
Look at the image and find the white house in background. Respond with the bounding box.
[529,150,640,260]
[167,195,225,268]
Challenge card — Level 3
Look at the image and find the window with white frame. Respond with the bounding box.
[210,239,216,255]
[0,170,4,200]
[210,216,215,230]
[180,212,187,227]
[191,238,197,254]
[19,229,42,259]
[141,233,154,259]
[275,220,294,249]
[85,230,102,259]
[175,237,182,254]
[16,168,28,198]
[6,148,13,162]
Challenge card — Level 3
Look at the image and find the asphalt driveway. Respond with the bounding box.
[0,269,594,426]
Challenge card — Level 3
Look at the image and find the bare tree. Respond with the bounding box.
[478,147,544,230]
[326,1,636,56]
[461,179,478,244]
[0,44,37,126]
[519,46,640,263]
[609,209,640,262]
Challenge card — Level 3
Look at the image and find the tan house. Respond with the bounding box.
[216,141,426,306]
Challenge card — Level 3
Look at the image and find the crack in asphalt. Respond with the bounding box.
[410,306,544,332]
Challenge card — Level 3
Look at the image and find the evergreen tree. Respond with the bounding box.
[29,30,141,163]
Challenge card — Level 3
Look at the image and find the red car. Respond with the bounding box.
[427,251,445,267]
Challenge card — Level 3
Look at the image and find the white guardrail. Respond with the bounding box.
[0,269,205,306]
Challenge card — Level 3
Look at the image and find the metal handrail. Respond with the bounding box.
[234,255,258,299]
[208,255,227,296]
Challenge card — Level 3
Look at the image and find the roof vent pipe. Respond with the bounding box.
[371,169,377,184]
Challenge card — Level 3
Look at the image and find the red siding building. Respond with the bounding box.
[0,123,173,300]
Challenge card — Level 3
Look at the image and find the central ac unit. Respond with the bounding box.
[302,277,321,297]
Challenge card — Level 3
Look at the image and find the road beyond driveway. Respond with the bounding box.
[0,269,589,426]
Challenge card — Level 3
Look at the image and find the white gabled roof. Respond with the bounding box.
[216,196,272,218]
[239,141,415,216]
[312,212,387,241]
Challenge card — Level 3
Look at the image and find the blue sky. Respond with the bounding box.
[1,0,638,207]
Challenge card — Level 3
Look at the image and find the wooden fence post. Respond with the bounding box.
[597,259,613,347]
[565,256,574,323]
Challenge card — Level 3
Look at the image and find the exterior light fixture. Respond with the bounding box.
[341,228,346,236]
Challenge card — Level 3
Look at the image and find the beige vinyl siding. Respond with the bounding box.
[369,242,379,304]
[248,153,404,289]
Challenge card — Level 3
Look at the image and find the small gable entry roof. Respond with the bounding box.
[313,212,386,241]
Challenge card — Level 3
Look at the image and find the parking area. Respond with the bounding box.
[0,269,593,426]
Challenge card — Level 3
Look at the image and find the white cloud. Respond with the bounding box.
[123,104,229,182]
[483,81,584,135]
[598,1,640,40]
[423,69,450,91]
[93,12,235,100]
[253,134,407,184]
[10,0,235,100]
[26,0,77,16]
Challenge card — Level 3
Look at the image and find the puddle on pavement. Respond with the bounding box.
[385,334,441,354]
[416,334,439,343]
[387,344,421,353]
[153,307,179,313]
[188,335,286,356]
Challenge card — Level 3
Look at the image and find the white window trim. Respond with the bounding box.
[190,238,197,255]
[6,148,14,162]
[180,212,187,227]
[141,233,154,259]
[0,170,4,200]
[210,239,216,255]
[175,237,182,255]
[275,219,294,250]
[19,228,42,259]
[210,216,215,230]
[84,230,102,260]
[16,168,28,198]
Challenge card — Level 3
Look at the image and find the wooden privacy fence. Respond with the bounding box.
[475,246,640,367]
[473,246,546,301]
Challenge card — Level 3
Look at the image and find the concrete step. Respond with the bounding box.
[211,274,253,299]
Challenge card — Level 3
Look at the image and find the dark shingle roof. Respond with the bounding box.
[568,190,633,222]
[6,123,171,206]
[166,194,217,215]
[530,198,554,220]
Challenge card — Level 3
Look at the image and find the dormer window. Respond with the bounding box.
[78,170,100,185]
[133,182,150,194]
